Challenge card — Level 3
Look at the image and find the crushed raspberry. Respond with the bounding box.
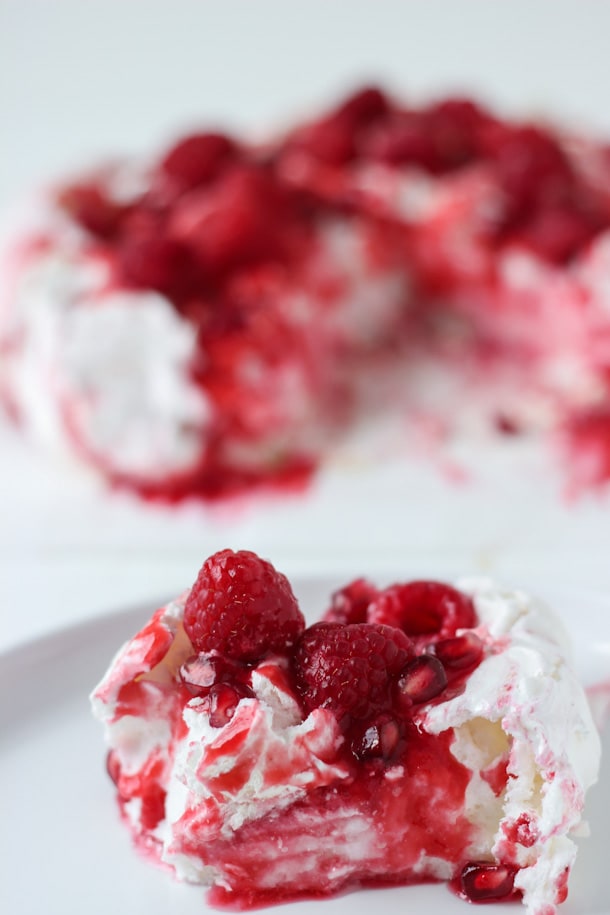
[160,132,237,190]
[325,578,379,624]
[183,549,305,662]
[397,654,448,704]
[459,862,518,902]
[293,621,412,724]
[368,581,477,640]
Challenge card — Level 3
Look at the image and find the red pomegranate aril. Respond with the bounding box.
[351,714,403,761]
[460,862,517,901]
[398,654,447,704]
[208,682,253,728]
[433,632,484,670]
[160,132,237,189]
[179,653,243,697]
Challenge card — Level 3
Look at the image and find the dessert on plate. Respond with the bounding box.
[91,549,601,913]
[3,87,610,502]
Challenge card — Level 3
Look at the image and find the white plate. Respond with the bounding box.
[1,578,609,915]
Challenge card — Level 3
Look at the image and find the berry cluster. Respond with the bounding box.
[180,550,484,763]
[280,86,610,264]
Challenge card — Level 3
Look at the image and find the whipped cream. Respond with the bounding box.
[91,578,600,914]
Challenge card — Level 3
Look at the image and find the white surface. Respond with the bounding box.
[2,1,610,654]
[1,577,609,915]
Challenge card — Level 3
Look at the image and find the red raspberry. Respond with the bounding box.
[325,578,379,624]
[368,581,476,639]
[183,550,305,662]
[293,622,412,724]
[160,132,237,189]
[170,166,289,275]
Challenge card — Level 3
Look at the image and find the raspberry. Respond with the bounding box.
[169,166,289,275]
[325,578,379,624]
[160,132,237,189]
[118,235,191,293]
[183,549,305,662]
[293,622,412,724]
[368,581,476,639]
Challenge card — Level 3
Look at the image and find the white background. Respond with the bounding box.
[2,0,610,652]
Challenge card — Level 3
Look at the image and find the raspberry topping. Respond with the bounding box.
[293,621,412,724]
[325,578,379,624]
[160,132,237,189]
[169,166,291,276]
[183,549,305,662]
[368,581,477,639]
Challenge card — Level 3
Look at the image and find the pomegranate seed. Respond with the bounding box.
[179,653,244,696]
[351,714,403,761]
[398,655,447,704]
[208,682,253,728]
[160,132,237,189]
[433,632,483,670]
[460,862,517,901]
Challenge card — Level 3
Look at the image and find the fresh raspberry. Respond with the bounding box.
[368,581,476,639]
[183,549,305,662]
[293,622,412,724]
[160,132,237,189]
[324,578,379,624]
[118,235,191,293]
[170,166,289,275]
